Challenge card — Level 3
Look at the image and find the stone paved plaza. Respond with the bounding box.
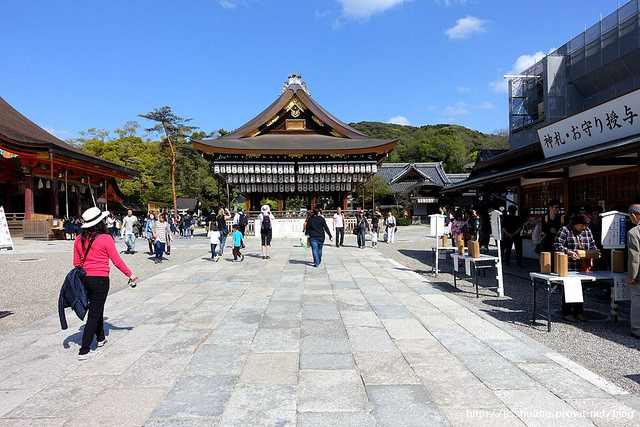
[1,235,639,426]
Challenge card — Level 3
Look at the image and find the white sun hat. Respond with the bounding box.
[81,207,110,228]
[261,205,271,214]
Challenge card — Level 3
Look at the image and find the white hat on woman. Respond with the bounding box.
[261,205,271,214]
[81,207,110,228]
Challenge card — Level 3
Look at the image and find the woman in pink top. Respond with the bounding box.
[73,207,138,360]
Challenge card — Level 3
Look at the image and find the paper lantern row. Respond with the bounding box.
[213,163,377,175]
[225,174,369,184]
[237,183,357,193]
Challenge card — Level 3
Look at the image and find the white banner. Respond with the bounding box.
[613,273,631,302]
[537,88,640,159]
[0,206,14,250]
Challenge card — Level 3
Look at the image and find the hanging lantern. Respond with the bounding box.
[214,165,220,174]
[365,164,372,173]
[355,164,360,173]
[61,182,65,192]
[372,164,378,173]
[332,165,337,173]
[37,178,43,189]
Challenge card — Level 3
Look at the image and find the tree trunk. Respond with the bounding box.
[163,123,178,220]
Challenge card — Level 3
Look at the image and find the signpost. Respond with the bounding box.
[0,206,14,251]
[490,209,504,296]
[429,214,446,275]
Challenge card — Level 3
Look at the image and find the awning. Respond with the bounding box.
[443,134,640,193]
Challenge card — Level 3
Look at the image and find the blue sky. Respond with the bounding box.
[0,0,626,140]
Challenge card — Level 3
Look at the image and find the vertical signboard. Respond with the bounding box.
[0,206,14,250]
[600,211,627,249]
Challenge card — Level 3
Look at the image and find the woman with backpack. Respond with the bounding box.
[73,207,138,360]
[215,208,230,256]
[258,204,275,259]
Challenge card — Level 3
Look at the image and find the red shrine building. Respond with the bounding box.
[192,74,398,212]
[0,95,138,233]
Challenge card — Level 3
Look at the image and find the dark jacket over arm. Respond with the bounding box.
[58,268,89,330]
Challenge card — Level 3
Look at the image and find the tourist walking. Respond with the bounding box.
[333,207,345,247]
[501,205,523,267]
[152,213,171,264]
[122,209,138,253]
[370,210,381,238]
[209,220,221,261]
[73,207,138,360]
[626,203,640,339]
[258,205,275,259]
[231,224,245,262]
[144,212,157,255]
[305,208,333,267]
[385,211,397,243]
[106,213,116,240]
[233,207,249,236]
[183,214,192,239]
[354,207,369,248]
[216,208,230,256]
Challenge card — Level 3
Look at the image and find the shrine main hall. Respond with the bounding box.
[192,74,398,212]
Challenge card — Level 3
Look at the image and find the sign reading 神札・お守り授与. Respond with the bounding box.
[537,88,640,159]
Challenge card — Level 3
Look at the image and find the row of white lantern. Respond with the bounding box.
[214,164,296,175]
[298,174,368,183]
[237,183,357,193]
[298,164,376,174]
[213,163,378,175]
[226,173,370,184]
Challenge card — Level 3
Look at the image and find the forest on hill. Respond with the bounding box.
[349,121,509,173]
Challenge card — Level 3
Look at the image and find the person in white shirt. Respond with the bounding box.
[333,207,345,247]
[385,211,397,243]
[258,205,275,259]
[122,210,138,253]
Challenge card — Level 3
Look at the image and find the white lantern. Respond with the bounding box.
[348,165,354,174]
[319,165,325,174]
[332,165,337,173]
[331,174,336,183]
[355,164,360,173]
[213,165,220,174]
[284,175,289,183]
[365,164,372,173]
[266,165,271,174]
[337,164,343,173]
[372,164,377,173]
[313,165,319,174]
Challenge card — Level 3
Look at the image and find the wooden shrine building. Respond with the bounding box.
[0,95,138,228]
[192,74,398,212]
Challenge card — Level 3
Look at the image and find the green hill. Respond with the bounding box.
[349,122,509,173]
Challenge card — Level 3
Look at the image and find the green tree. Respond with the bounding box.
[139,107,198,218]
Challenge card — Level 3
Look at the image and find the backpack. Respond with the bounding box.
[239,213,248,227]
[261,214,272,231]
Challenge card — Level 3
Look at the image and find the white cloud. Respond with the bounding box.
[218,0,238,9]
[445,16,488,39]
[456,86,473,94]
[443,102,469,116]
[476,101,495,110]
[388,115,411,126]
[489,51,545,93]
[337,0,408,19]
[439,0,468,6]
[44,126,72,140]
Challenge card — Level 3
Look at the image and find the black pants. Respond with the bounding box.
[335,227,344,246]
[502,235,522,267]
[80,276,110,354]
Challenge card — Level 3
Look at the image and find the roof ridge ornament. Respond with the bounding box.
[281,73,309,95]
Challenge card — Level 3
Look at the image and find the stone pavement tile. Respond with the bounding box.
[394,338,461,367]
[205,321,258,346]
[238,352,298,386]
[439,407,526,427]
[455,354,542,390]
[0,388,38,418]
[144,417,219,426]
[251,328,300,352]
[301,338,351,354]
[65,387,166,427]
[414,364,505,409]
[300,353,356,370]
[5,375,116,419]
[301,320,347,340]
[354,351,420,385]
[422,294,463,309]
[367,385,448,426]
[264,301,302,316]
[142,291,186,307]
[566,398,639,427]
[186,342,249,375]
[219,386,296,426]
[297,411,376,427]
[331,281,359,290]
[518,362,611,399]
[302,304,340,320]
[380,318,433,340]
[413,313,467,333]
[225,308,265,325]
[0,334,38,360]
[341,311,382,328]
[494,389,595,427]
[431,332,496,356]
[146,329,209,356]
[0,351,77,390]
[347,327,396,352]
[151,375,236,419]
[143,309,188,325]
[453,316,516,341]
[161,292,208,311]
[69,323,174,377]
[0,418,66,426]
[259,315,301,330]
[298,370,370,412]
[115,352,192,388]
[484,339,549,363]
[370,304,412,319]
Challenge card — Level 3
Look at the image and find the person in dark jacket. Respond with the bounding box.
[305,208,333,267]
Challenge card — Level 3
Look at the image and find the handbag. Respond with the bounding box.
[76,233,99,281]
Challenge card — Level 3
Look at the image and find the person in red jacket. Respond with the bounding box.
[73,207,138,360]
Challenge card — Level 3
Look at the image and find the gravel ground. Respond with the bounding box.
[0,229,212,336]
[2,225,640,396]
[375,225,640,396]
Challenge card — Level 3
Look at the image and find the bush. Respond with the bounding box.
[397,217,412,226]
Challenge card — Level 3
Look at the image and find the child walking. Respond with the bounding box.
[370,230,378,248]
[209,221,221,262]
[231,224,245,262]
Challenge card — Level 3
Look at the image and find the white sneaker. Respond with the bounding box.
[78,350,101,361]
[97,338,108,347]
